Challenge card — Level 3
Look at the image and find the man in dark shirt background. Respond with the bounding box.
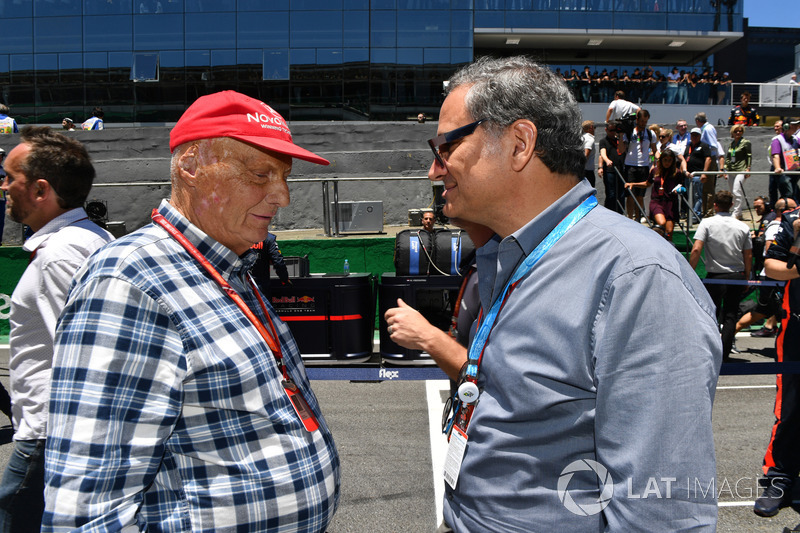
[251,232,290,296]
[685,127,713,220]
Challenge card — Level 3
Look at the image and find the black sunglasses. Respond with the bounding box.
[427,118,488,168]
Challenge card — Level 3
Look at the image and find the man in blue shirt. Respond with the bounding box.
[43,91,340,532]
[427,56,721,532]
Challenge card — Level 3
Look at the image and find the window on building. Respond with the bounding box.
[131,52,159,81]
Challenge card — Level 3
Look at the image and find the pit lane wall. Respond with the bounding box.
[0,121,438,245]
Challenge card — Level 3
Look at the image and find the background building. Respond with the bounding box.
[1,0,745,123]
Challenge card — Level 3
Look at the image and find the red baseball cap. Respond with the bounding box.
[169,91,329,165]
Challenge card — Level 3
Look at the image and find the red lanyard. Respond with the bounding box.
[151,209,287,379]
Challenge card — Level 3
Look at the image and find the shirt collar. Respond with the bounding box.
[508,179,593,257]
[23,207,89,252]
[155,199,257,279]
[476,179,591,308]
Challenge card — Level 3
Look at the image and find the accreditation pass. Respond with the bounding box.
[443,425,469,490]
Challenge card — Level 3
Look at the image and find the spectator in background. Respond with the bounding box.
[0,126,114,532]
[421,208,435,233]
[672,119,691,155]
[696,112,720,217]
[581,120,596,187]
[598,120,625,214]
[623,109,656,221]
[0,104,19,134]
[729,91,760,127]
[666,67,680,104]
[771,119,800,201]
[250,232,290,297]
[644,148,687,241]
[61,118,75,131]
[580,66,593,103]
[724,124,752,220]
[605,90,639,122]
[750,195,776,276]
[718,72,732,105]
[685,127,714,220]
[769,119,785,208]
[657,127,688,172]
[81,107,104,130]
[678,70,691,105]
[689,190,752,362]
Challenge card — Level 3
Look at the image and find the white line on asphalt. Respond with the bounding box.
[426,380,449,528]
[717,385,774,390]
[718,501,756,507]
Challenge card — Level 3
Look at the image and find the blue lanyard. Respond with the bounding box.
[465,195,597,381]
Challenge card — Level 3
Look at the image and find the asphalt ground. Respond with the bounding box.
[0,331,799,532]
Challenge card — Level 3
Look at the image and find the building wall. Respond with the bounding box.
[0,1,743,123]
[0,121,438,244]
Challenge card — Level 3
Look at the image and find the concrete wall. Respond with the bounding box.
[0,117,784,245]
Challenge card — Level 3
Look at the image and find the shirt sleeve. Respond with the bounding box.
[37,258,86,344]
[44,275,186,532]
[771,138,781,156]
[694,219,709,244]
[592,263,721,531]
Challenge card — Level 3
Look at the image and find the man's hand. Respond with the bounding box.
[384,298,467,381]
[385,298,440,352]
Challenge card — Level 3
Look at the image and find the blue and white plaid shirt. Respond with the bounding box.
[44,200,340,532]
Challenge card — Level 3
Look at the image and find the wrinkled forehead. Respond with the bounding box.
[200,137,292,169]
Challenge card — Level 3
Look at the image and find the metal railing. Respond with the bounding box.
[686,170,800,232]
[730,82,799,109]
[288,176,431,237]
[91,176,435,238]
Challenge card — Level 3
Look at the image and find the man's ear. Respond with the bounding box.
[34,179,51,200]
[175,144,200,186]
[510,120,537,172]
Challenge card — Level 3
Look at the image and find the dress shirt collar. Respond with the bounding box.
[509,178,593,258]
[155,199,257,280]
[23,207,89,253]
[477,178,591,308]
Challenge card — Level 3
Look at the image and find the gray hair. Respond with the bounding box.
[695,112,707,124]
[445,56,584,178]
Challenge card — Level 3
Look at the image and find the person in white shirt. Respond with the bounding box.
[82,106,104,130]
[581,120,596,187]
[689,190,752,362]
[605,90,640,122]
[0,126,113,531]
[622,109,656,221]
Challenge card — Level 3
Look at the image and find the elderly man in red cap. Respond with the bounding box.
[42,91,340,532]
